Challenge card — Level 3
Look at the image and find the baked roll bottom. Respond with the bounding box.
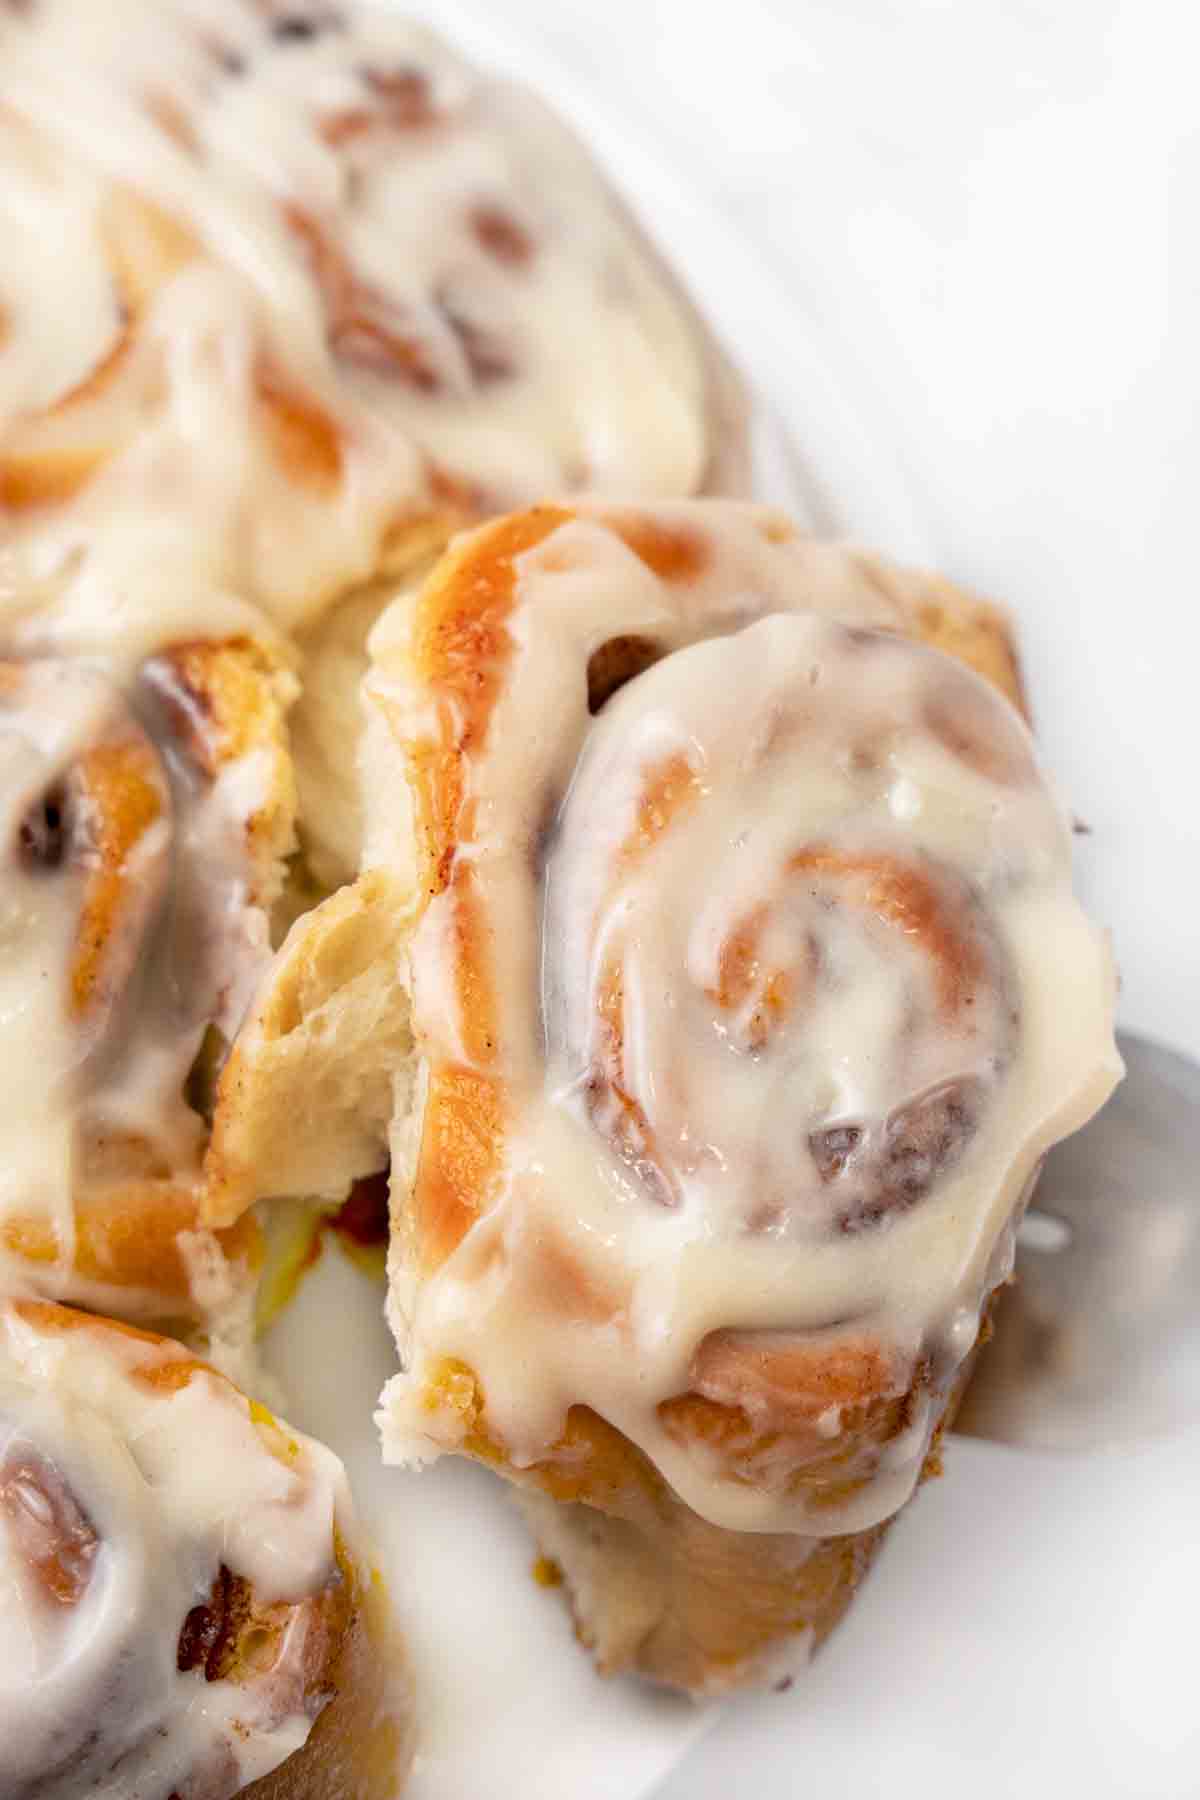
[512,1335,984,1693]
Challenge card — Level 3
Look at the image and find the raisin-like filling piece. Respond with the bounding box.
[177,1564,252,1681]
[0,1449,99,1605]
[17,784,67,872]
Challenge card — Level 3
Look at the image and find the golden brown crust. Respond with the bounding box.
[411,1352,940,1691]
[147,638,290,773]
[244,1561,411,1800]
[513,1324,985,1693]
[404,506,575,897]
[850,552,1027,717]
[64,723,171,1025]
[1,1185,260,1311]
[662,1334,919,1510]
[177,1543,409,1800]
[143,633,299,899]
[518,1486,890,1693]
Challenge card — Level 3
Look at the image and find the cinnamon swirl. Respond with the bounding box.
[0,1297,408,1800]
[208,500,1120,1692]
[0,639,296,1352]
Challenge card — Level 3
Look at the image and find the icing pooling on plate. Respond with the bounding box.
[0,1298,346,1800]
[0,0,725,639]
[374,501,1121,1535]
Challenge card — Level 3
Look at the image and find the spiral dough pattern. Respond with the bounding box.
[372,501,1120,1535]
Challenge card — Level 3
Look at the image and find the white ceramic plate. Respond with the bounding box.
[264,10,1200,1800]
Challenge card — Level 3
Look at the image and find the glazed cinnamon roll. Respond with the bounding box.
[0,1297,408,1800]
[207,500,1120,1692]
[0,638,296,1348]
[0,0,748,888]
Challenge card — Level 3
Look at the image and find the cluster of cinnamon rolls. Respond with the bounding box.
[0,0,1119,1791]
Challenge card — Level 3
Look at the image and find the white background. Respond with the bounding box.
[363,6,1199,1796]
[475,0,1199,1061]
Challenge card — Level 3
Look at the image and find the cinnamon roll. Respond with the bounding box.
[0,1296,408,1800]
[208,500,1120,1692]
[0,638,296,1349]
[0,0,748,889]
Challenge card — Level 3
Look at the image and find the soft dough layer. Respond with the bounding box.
[511,1335,982,1694]
[206,499,1119,1691]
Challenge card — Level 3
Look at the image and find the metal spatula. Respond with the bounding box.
[956,1033,1200,1451]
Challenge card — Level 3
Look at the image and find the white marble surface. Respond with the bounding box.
[387,5,1198,1795]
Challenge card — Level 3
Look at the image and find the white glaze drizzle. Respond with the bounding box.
[0,1298,346,1800]
[375,501,1122,1535]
